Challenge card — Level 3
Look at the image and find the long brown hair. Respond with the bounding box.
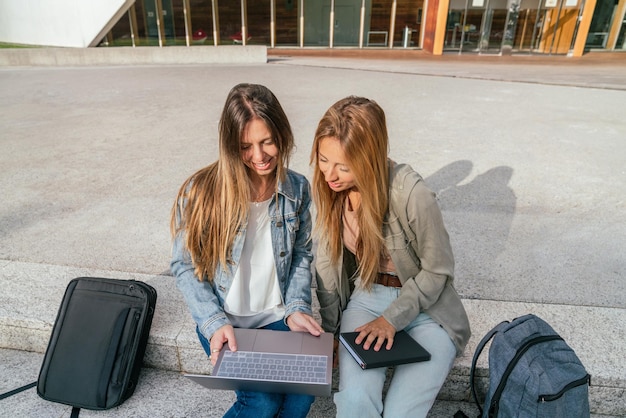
[171,83,294,282]
[310,96,389,288]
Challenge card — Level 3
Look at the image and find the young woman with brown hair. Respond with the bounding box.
[171,83,322,418]
[311,96,471,417]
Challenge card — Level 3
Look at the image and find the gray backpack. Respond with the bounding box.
[470,314,591,418]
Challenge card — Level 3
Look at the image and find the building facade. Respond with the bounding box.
[3,0,625,55]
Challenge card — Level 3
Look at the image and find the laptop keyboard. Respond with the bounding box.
[215,351,328,384]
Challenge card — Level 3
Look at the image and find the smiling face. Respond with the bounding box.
[241,118,279,180]
[317,136,356,193]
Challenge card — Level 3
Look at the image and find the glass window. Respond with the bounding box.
[218,2,243,45]
[248,1,272,45]
[586,0,619,49]
[395,0,423,47]
[276,0,300,45]
[368,1,392,47]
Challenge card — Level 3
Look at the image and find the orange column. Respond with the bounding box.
[571,0,597,56]
[434,0,451,55]
[423,0,450,54]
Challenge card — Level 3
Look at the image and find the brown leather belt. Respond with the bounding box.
[375,273,402,288]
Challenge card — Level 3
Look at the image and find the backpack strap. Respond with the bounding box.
[0,381,36,400]
[1,382,80,417]
[470,320,510,416]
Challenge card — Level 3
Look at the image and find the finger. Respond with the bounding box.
[354,329,368,345]
[208,335,223,366]
[225,329,237,352]
[209,338,224,353]
[302,316,323,336]
[372,334,387,352]
[303,322,322,336]
[209,347,221,366]
[385,335,395,350]
[290,313,322,331]
[363,333,380,350]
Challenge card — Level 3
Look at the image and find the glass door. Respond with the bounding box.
[444,0,485,52]
[534,0,581,54]
[478,0,510,53]
[444,0,509,53]
[513,0,544,52]
[461,0,486,52]
[444,0,467,51]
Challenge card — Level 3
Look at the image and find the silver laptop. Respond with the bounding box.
[185,328,334,397]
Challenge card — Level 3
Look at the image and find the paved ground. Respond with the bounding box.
[1,49,625,417]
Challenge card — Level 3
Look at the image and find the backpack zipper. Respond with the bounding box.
[489,334,563,417]
[538,374,590,403]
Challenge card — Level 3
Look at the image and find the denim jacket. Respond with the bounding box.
[171,169,314,341]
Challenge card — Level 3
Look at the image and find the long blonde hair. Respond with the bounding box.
[310,96,389,288]
[171,83,294,282]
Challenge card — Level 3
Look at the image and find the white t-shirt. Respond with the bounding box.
[224,198,285,328]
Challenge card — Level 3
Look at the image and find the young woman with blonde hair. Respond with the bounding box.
[171,83,322,418]
[311,96,471,417]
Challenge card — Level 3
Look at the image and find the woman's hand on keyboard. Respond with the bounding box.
[209,325,237,366]
[286,312,324,336]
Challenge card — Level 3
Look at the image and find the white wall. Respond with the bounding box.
[0,0,129,47]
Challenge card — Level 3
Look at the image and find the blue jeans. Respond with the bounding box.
[196,320,315,418]
[334,280,457,418]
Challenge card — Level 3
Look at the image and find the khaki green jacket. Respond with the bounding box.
[315,162,471,356]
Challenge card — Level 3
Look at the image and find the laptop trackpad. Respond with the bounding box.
[253,330,303,353]
[233,328,304,353]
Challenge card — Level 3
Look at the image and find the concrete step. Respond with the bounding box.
[1,347,477,417]
[1,260,624,416]
[1,348,617,418]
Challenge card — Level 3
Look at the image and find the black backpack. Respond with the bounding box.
[1,277,157,416]
[470,314,591,418]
